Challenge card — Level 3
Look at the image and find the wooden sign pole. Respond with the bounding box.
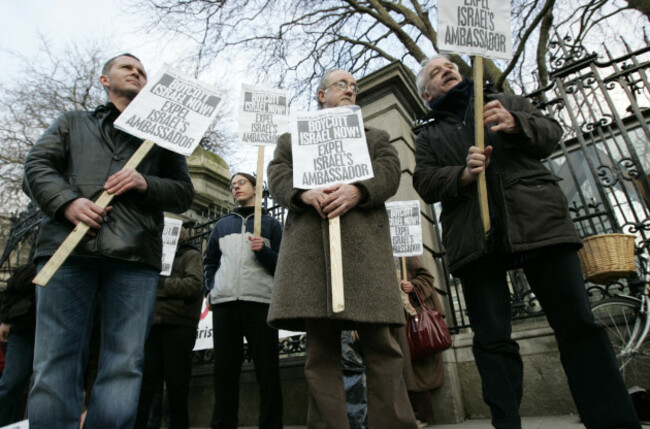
[253,146,265,237]
[33,139,156,286]
[329,216,345,313]
[401,257,407,282]
[473,56,491,236]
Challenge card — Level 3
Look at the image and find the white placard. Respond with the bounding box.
[386,200,423,257]
[438,0,512,60]
[194,300,213,351]
[0,420,28,429]
[238,84,289,146]
[291,106,373,189]
[160,217,183,276]
[193,300,302,351]
[114,66,227,156]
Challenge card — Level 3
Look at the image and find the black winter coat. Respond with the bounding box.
[23,103,194,270]
[413,92,581,273]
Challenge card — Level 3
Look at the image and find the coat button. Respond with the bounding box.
[112,155,124,161]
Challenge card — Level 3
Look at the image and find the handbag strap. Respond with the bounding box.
[411,287,429,311]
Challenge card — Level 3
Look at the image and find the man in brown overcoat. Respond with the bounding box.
[267,69,417,428]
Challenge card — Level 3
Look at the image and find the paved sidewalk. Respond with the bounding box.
[234,414,650,428]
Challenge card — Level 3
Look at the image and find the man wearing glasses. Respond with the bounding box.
[267,69,417,428]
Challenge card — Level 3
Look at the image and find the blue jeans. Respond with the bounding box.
[29,257,158,429]
[0,319,35,426]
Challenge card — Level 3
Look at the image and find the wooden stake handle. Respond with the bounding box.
[329,216,345,313]
[473,56,491,236]
[401,257,407,282]
[254,146,265,237]
[33,140,156,286]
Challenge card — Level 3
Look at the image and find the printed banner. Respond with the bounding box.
[438,0,512,60]
[291,106,373,189]
[194,300,302,351]
[386,200,423,257]
[160,217,183,276]
[238,84,289,146]
[115,66,227,156]
[194,300,213,351]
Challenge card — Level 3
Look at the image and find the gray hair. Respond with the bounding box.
[316,69,344,109]
[416,54,458,101]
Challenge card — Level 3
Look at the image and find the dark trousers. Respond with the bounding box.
[0,321,34,426]
[211,301,283,429]
[458,246,641,429]
[135,324,197,429]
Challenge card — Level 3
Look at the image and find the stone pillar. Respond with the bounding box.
[186,145,233,219]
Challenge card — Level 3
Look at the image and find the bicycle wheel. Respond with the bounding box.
[591,297,650,388]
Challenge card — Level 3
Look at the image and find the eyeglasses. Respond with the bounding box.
[327,80,360,94]
[230,179,250,190]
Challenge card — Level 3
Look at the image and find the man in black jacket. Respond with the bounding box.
[23,53,194,429]
[413,55,640,429]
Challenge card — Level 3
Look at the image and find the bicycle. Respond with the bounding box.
[591,280,650,388]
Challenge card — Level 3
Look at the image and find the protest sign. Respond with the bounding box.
[238,84,288,146]
[160,217,183,276]
[194,300,213,351]
[438,0,512,60]
[291,106,373,189]
[386,200,423,257]
[115,65,227,156]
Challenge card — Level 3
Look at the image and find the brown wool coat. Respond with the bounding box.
[266,127,405,331]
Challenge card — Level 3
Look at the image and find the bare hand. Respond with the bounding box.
[104,167,148,195]
[400,280,414,293]
[300,188,328,219]
[483,100,521,134]
[205,297,212,311]
[249,235,265,252]
[63,198,112,235]
[321,184,361,218]
[460,145,493,186]
[0,323,10,342]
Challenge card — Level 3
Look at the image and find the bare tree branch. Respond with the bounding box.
[128,0,649,106]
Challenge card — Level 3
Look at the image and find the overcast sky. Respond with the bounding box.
[0,0,266,174]
[0,1,202,75]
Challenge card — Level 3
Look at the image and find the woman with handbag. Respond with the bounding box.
[394,256,446,428]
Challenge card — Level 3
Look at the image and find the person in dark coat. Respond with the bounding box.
[135,227,203,429]
[0,261,36,426]
[267,69,417,429]
[394,257,444,427]
[23,53,194,429]
[412,55,640,429]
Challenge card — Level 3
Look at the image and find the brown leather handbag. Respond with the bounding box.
[406,288,452,360]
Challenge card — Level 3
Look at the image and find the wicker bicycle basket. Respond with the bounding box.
[577,233,636,285]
